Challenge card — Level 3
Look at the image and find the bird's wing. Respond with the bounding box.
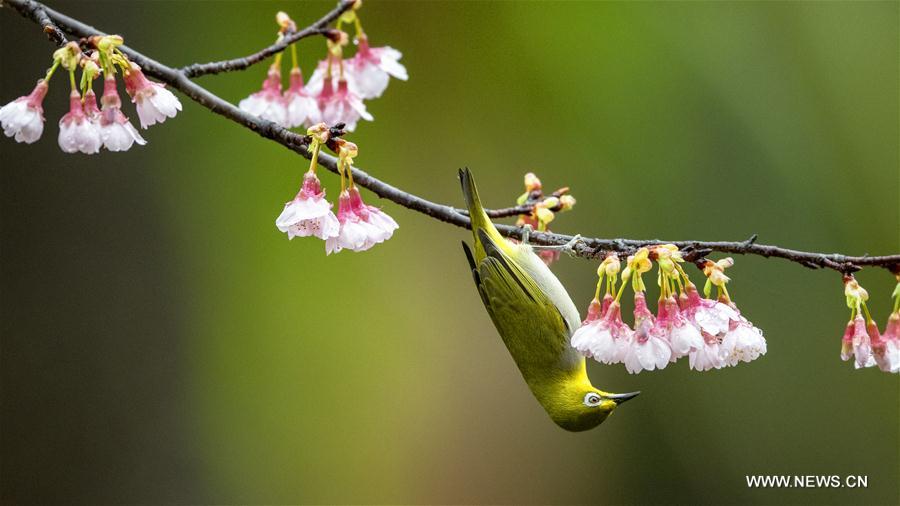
[463,233,579,372]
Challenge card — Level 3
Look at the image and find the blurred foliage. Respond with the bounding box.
[1,1,897,504]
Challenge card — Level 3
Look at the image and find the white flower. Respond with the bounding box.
[321,79,372,132]
[0,80,48,144]
[571,294,634,364]
[347,187,397,248]
[239,67,288,126]
[874,313,900,373]
[669,321,704,359]
[275,172,339,240]
[283,68,321,128]
[693,301,739,335]
[124,63,182,129]
[624,335,671,374]
[346,37,408,99]
[58,92,101,154]
[622,293,671,374]
[326,188,397,254]
[326,219,371,254]
[682,286,739,336]
[99,77,146,152]
[720,318,767,366]
[656,297,703,360]
[689,339,724,371]
[303,60,330,97]
[876,340,900,373]
[100,118,146,152]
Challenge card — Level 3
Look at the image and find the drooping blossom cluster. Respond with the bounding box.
[571,246,767,374]
[239,7,406,133]
[839,275,899,374]
[275,123,397,253]
[0,38,180,153]
[511,173,577,266]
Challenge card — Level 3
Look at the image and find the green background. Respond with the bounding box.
[1,1,898,504]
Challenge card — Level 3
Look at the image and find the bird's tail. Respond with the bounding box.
[459,168,505,252]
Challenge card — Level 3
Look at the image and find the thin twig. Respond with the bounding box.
[3,0,66,44]
[3,0,899,275]
[180,0,355,78]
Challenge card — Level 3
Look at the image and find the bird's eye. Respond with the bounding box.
[583,393,602,407]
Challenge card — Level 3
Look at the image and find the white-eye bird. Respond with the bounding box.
[459,169,639,432]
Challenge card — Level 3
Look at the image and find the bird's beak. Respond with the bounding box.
[607,391,640,405]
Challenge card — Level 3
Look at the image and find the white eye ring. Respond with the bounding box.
[583,393,603,407]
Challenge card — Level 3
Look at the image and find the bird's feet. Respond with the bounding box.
[528,234,584,257]
[560,234,584,257]
[519,223,533,245]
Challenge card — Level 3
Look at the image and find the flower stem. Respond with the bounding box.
[308,140,321,174]
[45,59,61,80]
[68,69,76,91]
[861,302,874,324]
[290,43,298,69]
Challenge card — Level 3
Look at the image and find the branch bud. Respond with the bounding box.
[276,11,297,33]
[559,195,576,211]
[598,253,621,278]
[306,123,330,144]
[524,172,542,192]
[53,41,82,72]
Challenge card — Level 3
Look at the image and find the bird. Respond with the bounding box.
[459,168,639,432]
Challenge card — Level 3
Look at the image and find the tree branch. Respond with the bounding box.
[3,0,899,275]
[180,0,355,78]
[3,0,66,44]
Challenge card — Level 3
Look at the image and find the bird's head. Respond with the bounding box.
[538,375,640,432]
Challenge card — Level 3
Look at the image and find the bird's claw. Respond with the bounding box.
[561,234,583,258]
[520,223,533,245]
[528,233,584,257]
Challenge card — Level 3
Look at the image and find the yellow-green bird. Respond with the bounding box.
[460,169,639,432]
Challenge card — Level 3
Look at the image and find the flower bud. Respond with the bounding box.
[844,276,869,310]
[335,139,359,160]
[307,122,330,143]
[95,35,124,52]
[559,195,576,211]
[53,42,82,72]
[541,196,560,209]
[524,172,542,192]
[535,207,555,227]
[631,247,652,274]
[598,253,620,278]
[276,11,297,32]
[703,258,732,287]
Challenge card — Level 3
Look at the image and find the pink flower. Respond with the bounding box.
[303,59,331,98]
[681,283,740,336]
[623,292,672,374]
[873,313,900,373]
[123,62,181,129]
[657,297,703,360]
[275,171,340,240]
[98,77,146,152]
[720,314,767,366]
[571,295,633,364]
[689,333,725,371]
[283,68,321,128]
[0,79,48,144]
[321,78,372,132]
[239,66,288,126]
[325,188,397,254]
[841,315,875,369]
[345,36,408,99]
[348,186,398,246]
[58,90,101,154]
